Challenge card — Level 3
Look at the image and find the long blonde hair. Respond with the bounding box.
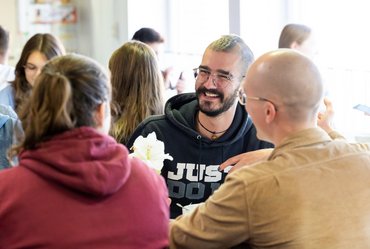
[10,54,109,157]
[109,40,164,144]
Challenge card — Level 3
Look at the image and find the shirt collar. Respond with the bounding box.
[269,128,332,160]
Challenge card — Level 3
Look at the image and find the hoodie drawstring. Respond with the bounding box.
[196,135,202,187]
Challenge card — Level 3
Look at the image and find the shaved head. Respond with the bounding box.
[245,49,323,122]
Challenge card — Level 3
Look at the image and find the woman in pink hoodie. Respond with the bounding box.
[0,54,169,249]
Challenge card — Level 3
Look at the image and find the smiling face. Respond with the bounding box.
[195,48,243,117]
[24,51,48,86]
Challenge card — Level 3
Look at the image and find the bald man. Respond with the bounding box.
[169,50,370,249]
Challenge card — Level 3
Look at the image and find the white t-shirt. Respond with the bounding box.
[0,64,15,91]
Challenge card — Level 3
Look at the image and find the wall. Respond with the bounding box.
[240,0,286,58]
[0,0,21,66]
[0,0,130,67]
[76,0,128,66]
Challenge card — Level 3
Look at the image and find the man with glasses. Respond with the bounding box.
[170,49,370,248]
[127,35,273,218]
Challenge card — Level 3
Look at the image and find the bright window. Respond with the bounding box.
[293,0,370,138]
[127,0,369,138]
[241,0,370,138]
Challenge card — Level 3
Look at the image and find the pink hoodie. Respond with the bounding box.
[0,127,169,249]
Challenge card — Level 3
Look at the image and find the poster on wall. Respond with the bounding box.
[17,0,78,52]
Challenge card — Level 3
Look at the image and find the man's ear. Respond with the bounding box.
[290,41,300,50]
[264,102,276,124]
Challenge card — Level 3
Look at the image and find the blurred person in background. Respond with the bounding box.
[132,27,187,98]
[0,33,65,114]
[278,23,318,59]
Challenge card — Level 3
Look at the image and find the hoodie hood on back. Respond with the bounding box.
[20,127,130,197]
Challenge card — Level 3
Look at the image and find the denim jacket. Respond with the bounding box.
[0,105,22,169]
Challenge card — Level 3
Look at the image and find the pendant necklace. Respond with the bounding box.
[197,115,228,140]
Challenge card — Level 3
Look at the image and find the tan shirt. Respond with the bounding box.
[170,128,370,249]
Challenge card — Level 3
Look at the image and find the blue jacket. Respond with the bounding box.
[127,93,273,218]
[0,85,15,109]
[0,104,22,169]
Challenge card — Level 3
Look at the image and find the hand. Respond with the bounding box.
[175,72,186,94]
[317,97,335,133]
[162,67,173,89]
[219,148,273,173]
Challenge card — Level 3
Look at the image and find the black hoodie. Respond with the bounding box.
[127,93,273,218]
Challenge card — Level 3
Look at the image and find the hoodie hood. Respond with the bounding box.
[164,93,254,146]
[20,127,130,197]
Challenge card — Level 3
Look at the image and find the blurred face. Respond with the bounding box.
[147,42,164,58]
[24,51,48,86]
[195,49,242,117]
[295,34,318,59]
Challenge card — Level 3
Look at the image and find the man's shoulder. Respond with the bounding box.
[137,114,168,128]
[126,114,169,148]
[235,137,370,182]
[232,160,280,182]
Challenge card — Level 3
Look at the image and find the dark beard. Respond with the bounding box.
[196,87,238,117]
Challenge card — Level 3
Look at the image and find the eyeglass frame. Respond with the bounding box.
[238,89,278,111]
[193,67,241,88]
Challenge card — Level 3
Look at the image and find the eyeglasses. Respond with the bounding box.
[193,67,235,88]
[238,89,278,111]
